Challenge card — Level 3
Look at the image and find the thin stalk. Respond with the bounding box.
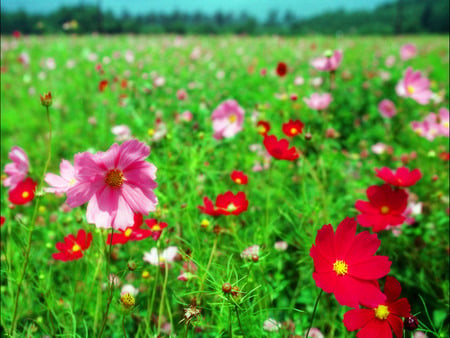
[122,315,127,338]
[198,234,219,305]
[97,227,115,338]
[10,105,52,335]
[305,289,323,338]
[235,305,245,336]
[157,261,169,336]
[229,307,233,338]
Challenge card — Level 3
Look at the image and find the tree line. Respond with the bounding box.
[1,0,448,35]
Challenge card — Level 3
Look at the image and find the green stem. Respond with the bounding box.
[122,315,127,338]
[235,305,245,336]
[229,306,233,338]
[198,234,218,305]
[97,227,115,338]
[157,260,169,336]
[305,289,323,338]
[10,105,52,335]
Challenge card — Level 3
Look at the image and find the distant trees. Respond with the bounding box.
[1,0,448,35]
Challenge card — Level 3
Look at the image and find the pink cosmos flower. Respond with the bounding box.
[4,146,29,190]
[311,50,343,72]
[263,318,281,332]
[378,99,397,118]
[437,107,449,137]
[396,67,432,105]
[66,140,158,230]
[143,246,178,267]
[44,159,76,195]
[304,93,332,111]
[371,143,393,155]
[176,89,188,101]
[211,99,245,140]
[400,43,417,61]
[410,110,448,140]
[241,245,260,261]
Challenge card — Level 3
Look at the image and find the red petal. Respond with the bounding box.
[387,314,404,338]
[334,217,357,258]
[389,298,410,317]
[384,276,401,301]
[349,256,391,280]
[343,308,374,331]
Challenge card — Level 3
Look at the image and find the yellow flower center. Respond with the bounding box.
[333,260,348,276]
[142,270,150,278]
[200,219,210,228]
[443,121,449,128]
[228,114,237,123]
[290,127,297,135]
[152,224,161,231]
[22,191,30,199]
[120,293,135,309]
[226,203,237,212]
[72,244,81,252]
[68,178,76,186]
[258,125,267,134]
[105,169,124,188]
[380,206,390,214]
[407,85,415,94]
[374,305,390,320]
[124,228,133,237]
[235,178,242,184]
[147,128,155,136]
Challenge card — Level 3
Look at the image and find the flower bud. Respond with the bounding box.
[127,260,137,271]
[40,92,52,107]
[222,282,232,294]
[120,292,135,310]
[304,132,312,141]
[404,316,419,331]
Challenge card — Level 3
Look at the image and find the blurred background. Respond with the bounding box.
[1,0,449,35]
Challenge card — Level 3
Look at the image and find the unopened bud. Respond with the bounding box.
[127,260,136,271]
[40,92,52,107]
[404,316,419,331]
[222,282,232,294]
[304,132,312,141]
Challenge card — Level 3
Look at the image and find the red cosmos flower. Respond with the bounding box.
[343,276,411,338]
[106,213,152,245]
[52,229,93,262]
[375,167,422,187]
[276,62,287,77]
[99,80,108,92]
[230,170,248,185]
[263,135,299,161]
[145,218,168,240]
[13,30,21,38]
[8,178,37,205]
[1,216,5,227]
[439,152,450,161]
[198,191,248,216]
[355,184,408,232]
[310,217,391,308]
[282,119,304,137]
[257,121,271,136]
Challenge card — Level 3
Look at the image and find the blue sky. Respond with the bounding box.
[1,0,392,20]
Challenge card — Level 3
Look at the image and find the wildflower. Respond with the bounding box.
[311,50,343,72]
[276,62,287,77]
[120,293,135,310]
[400,43,417,61]
[44,159,76,195]
[143,246,178,267]
[230,170,248,185]
[98,80,108,92]
[40,92,52,107]
[263,135,299,161]
[66,139,158,231]
[263,318,281,332]
[343,276,411,338]
[106,213,152,245]
[111,125,132,142]
[404,316,419,331]
[198,191,248,216]
[121,284,139,297]
[310,217,391,308]
[176,89,188,100]
[437,107,449,137]
[211,99,245,140]
[304,93,332,111]
[8,178,37,205]
[396,67,432,105]
[241,245,260,261]
[3,146,29,190]
[274,241,288,251]
[355,184,408,232]
[306,328,324,338]
[177,261,198,281]
[52,229,92,262]
[378,99,397,118]
[371,142,393,155]
[256,120,271,136]
[375,167,422,187]
[282,119,304,137]
[181,304,201,326]
[144,218,168,241]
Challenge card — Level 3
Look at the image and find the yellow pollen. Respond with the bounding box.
[226,203,237,212]
[72,244,81,252]
[374,305,390,320]
[147,128,155,136]
[258,126,267,134]
[228,114,237,123]
[152,224,161,231]
[22,191,30,199]
[290,127,297,134]
[68,178,76,186]
[120,293,135,308]
[380,206,390,214]
[200,219,210,228]
[105,169,124,188]
[407,85,415,94]
[235,178,242,184]
[333,260,348,276]
[124,228,133,237]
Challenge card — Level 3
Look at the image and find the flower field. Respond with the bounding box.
[1,34,449,337]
